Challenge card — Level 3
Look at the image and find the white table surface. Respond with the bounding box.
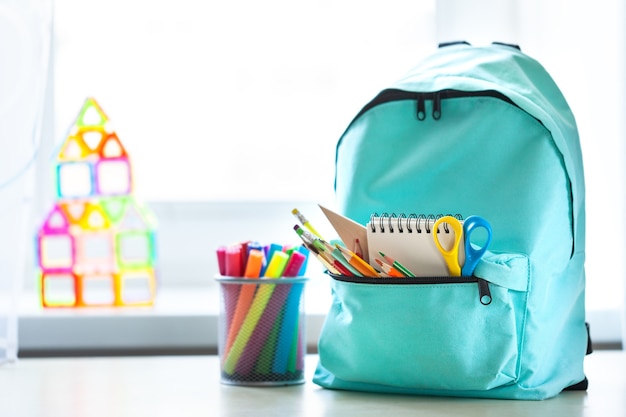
[0,351,623,417]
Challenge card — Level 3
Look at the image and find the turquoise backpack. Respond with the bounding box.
[313,42,590,400]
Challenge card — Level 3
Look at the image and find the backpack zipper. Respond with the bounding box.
[330,273,493,305]
[354,88,519,122]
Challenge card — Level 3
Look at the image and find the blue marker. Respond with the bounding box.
[296,245,310,275]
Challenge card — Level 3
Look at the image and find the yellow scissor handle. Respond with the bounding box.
[432,216,463,276]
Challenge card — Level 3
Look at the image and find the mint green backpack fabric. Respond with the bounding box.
[313,42,590,400]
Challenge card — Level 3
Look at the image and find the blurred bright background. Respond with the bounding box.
[2,0,624,355]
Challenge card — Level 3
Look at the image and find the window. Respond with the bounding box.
[18,0,626,355]
[20,1,440,355]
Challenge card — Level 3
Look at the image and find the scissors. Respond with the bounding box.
[432,215,492,276]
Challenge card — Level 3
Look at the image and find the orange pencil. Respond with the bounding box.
[378,251,415,277]
[224,249,264,356]
[335,245,380,277]
[375,258,405,278]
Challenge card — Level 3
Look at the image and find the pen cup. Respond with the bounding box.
[216,275,308,386]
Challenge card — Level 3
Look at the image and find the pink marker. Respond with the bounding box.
[216,246,227,276]
[281,251,307,277]
[225,245,243,277]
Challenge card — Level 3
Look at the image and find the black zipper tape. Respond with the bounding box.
[354,88,519,122]
[329,273,492,305]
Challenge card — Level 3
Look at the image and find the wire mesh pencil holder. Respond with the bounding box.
[216,275,308,386]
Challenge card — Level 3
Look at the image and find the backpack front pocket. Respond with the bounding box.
[316,253,529,392]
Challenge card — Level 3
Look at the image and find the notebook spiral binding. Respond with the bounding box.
[369,213,464,234]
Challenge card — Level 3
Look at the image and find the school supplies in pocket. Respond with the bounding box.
[315,251,528,396]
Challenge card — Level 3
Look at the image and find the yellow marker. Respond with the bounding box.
[263,250,289,278]
[292,208,324,239]
[222,251,289,374]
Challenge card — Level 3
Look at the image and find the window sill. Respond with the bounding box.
[17,286,329,357]
[17,286,623,356]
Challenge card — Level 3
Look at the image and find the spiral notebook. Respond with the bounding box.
[366,213,465,277]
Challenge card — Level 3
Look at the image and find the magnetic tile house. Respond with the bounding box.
[36,98,158,307]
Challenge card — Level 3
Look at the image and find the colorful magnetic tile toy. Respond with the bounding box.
[35,98,158,308]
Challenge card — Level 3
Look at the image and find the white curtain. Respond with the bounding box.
[0,0,52,362]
